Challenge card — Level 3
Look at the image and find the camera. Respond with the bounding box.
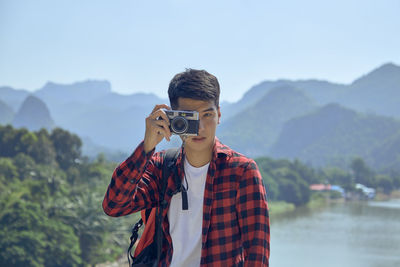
[164,110,199,136]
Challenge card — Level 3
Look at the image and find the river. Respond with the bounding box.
[270,199,400,267]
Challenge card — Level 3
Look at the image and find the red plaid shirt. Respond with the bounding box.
[103,137,270,266]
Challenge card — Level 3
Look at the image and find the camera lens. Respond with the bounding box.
[171,116,188,134]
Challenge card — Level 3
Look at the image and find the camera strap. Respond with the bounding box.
[181,187,189,210]
[180,138,189,211]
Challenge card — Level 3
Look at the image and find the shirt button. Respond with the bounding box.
[129,179,135,184]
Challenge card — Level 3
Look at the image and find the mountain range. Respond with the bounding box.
[1,63,399,171]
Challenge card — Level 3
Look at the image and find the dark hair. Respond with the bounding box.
[168,69,220,109]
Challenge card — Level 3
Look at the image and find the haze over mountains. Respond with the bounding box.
[1,63,399,171]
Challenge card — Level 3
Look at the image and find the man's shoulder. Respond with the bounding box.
[215,139,256,167]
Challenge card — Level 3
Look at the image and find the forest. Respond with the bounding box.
[1,125,399,266]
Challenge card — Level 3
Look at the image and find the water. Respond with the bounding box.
[270,199,400,267]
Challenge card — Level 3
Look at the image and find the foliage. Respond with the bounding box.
[256,155,400,206]
[321,167,354,192]
[0,200,81,267]
[351,157,375,187]
[0,125,133,266]
[50,128,82,170]
[256,157,318,206]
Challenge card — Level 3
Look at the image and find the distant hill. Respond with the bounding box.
[226,63,400,119]
[368,130,400,171]
[34,80,112,104]
[0,99,14,124]
[223,79,346,120]
[1,80,167,153]
[33,80,166,151]
[12,95,55,131]
[338,63,400,117]
[1,62,400,171]
[0,86,30,111]
[218,86,316,156]
[269,103,400,170]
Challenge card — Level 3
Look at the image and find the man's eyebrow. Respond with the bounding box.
[201,107,215,113]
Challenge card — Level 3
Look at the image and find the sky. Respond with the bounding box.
[1,0,399,102]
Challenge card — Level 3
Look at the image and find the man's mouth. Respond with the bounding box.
[191,136,206,142]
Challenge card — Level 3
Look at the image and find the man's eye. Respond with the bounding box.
[204,113,212,117]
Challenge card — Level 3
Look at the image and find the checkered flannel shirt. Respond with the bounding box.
[103,137,270,266]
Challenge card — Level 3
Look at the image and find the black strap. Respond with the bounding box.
[155,148,179,265]
[127,147,179,266]
[128,218,144,262]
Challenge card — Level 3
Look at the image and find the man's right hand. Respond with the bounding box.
[143,104,172,153]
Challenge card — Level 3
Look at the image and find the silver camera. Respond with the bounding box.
[164,110,199,136]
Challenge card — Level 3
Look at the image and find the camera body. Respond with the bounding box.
[165,110,199,136]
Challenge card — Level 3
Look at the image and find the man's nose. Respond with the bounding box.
[198,119,205,131]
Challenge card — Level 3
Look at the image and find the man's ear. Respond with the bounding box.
[217,107,221,124]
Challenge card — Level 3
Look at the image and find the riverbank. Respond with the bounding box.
[375,189,400,201]
[269,193,344,217]
[268,201,296,215]
[270,189,400,218]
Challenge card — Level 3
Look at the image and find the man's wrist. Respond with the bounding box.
[143,142,154,154]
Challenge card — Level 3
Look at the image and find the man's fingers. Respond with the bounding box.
[150,110,170,125]
[151,104,171,114]
[144,104,172,151]
[148,119,171,141]
[154,126,171,141]
[155,119,170,132]
[155,120,171,137]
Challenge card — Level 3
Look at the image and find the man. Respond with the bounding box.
[103,69,270,266]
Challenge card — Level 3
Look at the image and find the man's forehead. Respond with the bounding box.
[177,98,217,112]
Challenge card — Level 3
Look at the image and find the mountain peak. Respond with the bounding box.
[41,79,111,94]
[35,80,112,104]
[13,95,54,131]
[351,62,400,86]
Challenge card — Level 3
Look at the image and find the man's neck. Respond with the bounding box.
[184,146,213,168]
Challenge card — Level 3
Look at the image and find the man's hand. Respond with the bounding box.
[143,104,172,153]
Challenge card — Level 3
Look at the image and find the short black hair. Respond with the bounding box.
[168,69,220,109]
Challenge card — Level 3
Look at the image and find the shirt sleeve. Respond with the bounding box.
[102,141,162,217]
[236,159,270,266]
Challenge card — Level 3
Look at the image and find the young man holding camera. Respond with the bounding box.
[103,69,270,266]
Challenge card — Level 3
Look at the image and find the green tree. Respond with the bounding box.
[351,157,375,187]
[255,157,280,201]
[0,157,18,181]
[55,193,116,266]
[0,126,35,157]
[13,153,37,181]
[389,171,400,189]
[292,159,321,184]
[278,178,303,206]
[0,199,82,267]
[376,174,394,194]
[273,167,310,206]
[50,128,82,170]
[30,130,57,165]
[324,167,355,192]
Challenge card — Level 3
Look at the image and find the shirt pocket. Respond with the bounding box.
[211,188,238,229]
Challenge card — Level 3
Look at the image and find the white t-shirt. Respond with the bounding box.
[167,158,209,267]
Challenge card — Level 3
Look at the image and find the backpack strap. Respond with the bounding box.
[127,147,179,266]
[127,218,144,263]
[155,148,180,265]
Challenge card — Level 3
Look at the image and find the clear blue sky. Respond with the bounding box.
[1,0,399,102]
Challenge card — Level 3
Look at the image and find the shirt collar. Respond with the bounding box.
[176,136,230,167]
[212,136,231,159]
